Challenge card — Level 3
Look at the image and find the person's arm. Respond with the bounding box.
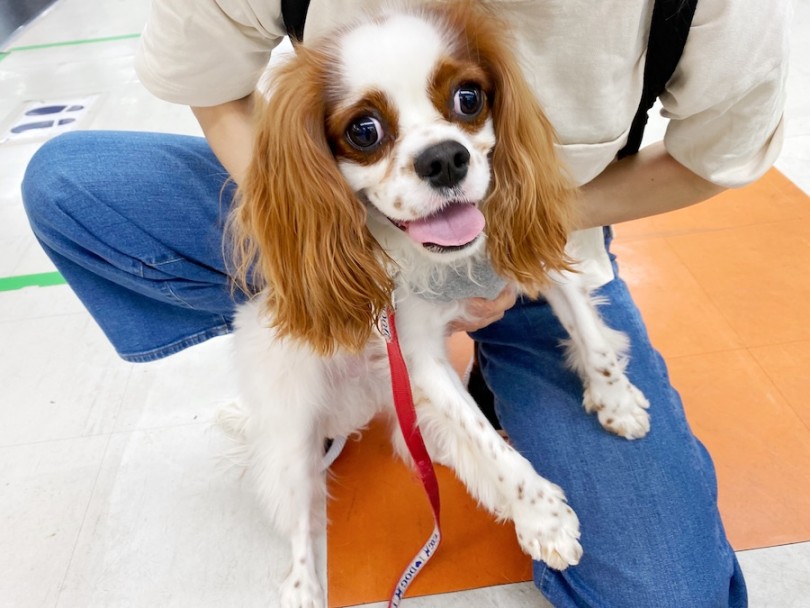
[191,94,256,185]
[451,141,723,333]
[575,141,725,229]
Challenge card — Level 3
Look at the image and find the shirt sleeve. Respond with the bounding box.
[660,0,791,188]
[134,0,287,107]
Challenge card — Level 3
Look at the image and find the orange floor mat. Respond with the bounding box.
[326,169,810,606]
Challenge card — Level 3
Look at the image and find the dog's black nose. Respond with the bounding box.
[414,141,470,189]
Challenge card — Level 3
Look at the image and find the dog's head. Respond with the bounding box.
[233,1,574,354]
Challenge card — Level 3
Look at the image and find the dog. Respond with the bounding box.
[223,2,650,605]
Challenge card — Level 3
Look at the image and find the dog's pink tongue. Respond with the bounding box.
[405,203,485,246]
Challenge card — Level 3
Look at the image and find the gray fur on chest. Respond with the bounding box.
[410,258,508,302]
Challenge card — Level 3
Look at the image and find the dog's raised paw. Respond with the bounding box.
[585,380,651,440]
[598,402,650,440]
[512,483,582,570]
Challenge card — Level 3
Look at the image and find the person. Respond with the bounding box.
[21,0,790,606]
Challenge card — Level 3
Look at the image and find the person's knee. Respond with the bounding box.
[22,132,93,233]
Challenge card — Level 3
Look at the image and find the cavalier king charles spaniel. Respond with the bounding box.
[223,2,650,605]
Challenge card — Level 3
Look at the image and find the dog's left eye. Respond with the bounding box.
[453,85,484,117]
[346,116,383,150]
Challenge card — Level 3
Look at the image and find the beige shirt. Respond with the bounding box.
[134,0,790,285]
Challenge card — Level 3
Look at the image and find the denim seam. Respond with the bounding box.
[139,256,218,310]
[137,257,186,280]
[148,257,184,266]
[162,281,200,310]
[118,320,233,362]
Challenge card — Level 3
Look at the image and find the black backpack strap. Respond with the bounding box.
[281,0,311,43]
[617,0,698,159]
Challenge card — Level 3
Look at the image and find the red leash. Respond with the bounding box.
[379,305,442,607]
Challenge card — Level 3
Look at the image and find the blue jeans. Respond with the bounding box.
[22,131,747,607]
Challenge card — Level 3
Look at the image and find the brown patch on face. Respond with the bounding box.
[326,89,399,166]
[393,198,403,211]
[232,43,394,356]
[423,1,576,294]
[428,57,492,134]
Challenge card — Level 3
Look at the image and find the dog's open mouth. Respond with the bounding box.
[389,202,485,253]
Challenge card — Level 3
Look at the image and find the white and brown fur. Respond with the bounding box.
[223,3,649,606]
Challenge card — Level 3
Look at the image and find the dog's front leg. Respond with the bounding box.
[244,367,325,608]
[233,303,328,607]
[393,298,582,570]
[279,511,323,608]
[541,275,650,439]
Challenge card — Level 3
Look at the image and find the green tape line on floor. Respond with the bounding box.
[0,271,67,291]
[4,33,140,54]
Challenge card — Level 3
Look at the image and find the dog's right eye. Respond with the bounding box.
[346,116,383,150]
[453,84,484,118]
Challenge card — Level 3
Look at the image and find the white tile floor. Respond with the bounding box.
[1,1,809,607]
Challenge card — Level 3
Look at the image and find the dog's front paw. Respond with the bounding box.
[584,379,650,440]
[279,570,324,608]
[512,481,582,570]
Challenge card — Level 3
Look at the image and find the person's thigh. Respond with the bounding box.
[22,130,246,361]
[473,256,746,607]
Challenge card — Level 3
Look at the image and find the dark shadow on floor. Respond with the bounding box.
[1,0,59,48]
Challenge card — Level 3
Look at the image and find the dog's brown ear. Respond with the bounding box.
[230,48,393,355]
[440,2,576,296]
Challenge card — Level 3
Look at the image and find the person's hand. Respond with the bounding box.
[447,285,517,334]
